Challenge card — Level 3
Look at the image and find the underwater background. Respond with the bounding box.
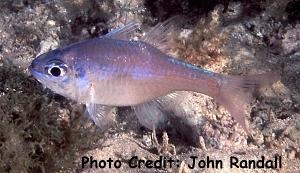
[0,0,299,172]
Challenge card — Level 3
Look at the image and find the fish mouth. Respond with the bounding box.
[28,64,34,75]
[29,57,48,82]
[29,65,47,84]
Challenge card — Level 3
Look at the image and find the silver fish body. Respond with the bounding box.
[31,37,220,106]
[30,20,279,134]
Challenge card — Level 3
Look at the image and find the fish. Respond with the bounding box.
[29,17,280,134]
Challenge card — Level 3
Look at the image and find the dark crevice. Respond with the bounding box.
[286,0,300,23]
[144,0,266,21]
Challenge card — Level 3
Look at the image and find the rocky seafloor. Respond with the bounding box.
[0,0,299,172]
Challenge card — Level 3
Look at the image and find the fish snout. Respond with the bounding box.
[29,59,38,73]
[28,62,34,72]
[29,57,45,76]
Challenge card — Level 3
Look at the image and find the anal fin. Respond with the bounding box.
[132,92,183,130]
[132,100,167,131]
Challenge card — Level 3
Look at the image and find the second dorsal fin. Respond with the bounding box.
[141,16,183,55]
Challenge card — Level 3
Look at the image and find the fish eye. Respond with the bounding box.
[49,66,62,77]
[46,62,68,77]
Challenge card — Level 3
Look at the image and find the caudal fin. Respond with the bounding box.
[216,73,280,134]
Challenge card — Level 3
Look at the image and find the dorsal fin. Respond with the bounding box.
[141,16,183,55]
[104,21,140,41]
[103,16,184,54]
